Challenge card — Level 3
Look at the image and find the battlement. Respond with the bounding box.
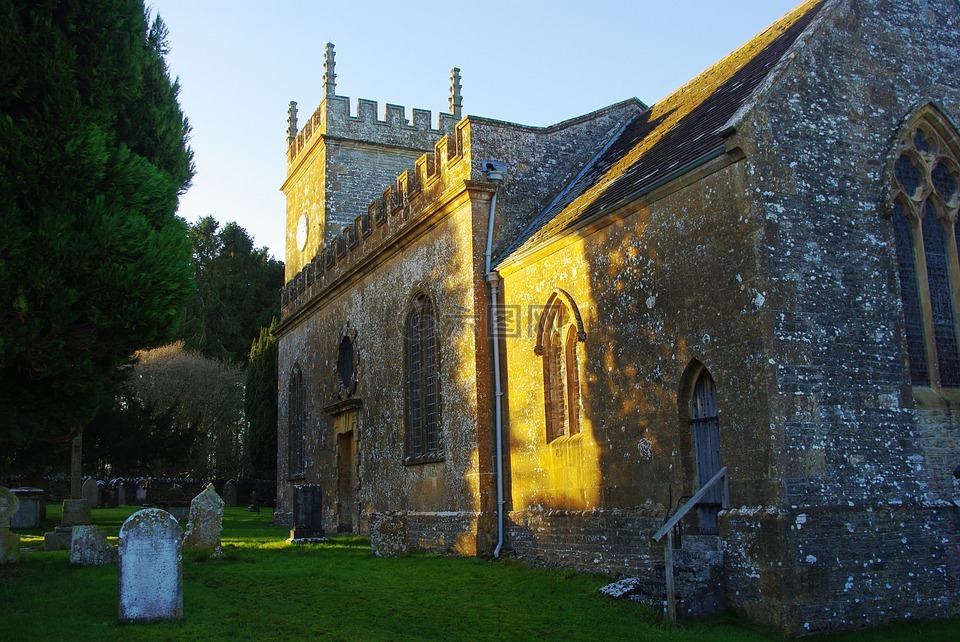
[280,120,479,319]
[286,45,462,165]
[287,96,460,164]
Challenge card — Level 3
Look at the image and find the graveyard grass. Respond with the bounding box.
[2,507,958,641]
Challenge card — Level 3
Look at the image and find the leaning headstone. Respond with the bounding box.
[44,498,92,551]
[0,487,20,565]
[370,511,409,557]
[81,477,99,508]
[289,484,326,542]
[182,483,225,550]
[223,480,238,507]
[119,509,183,622]
[70,525,117,566]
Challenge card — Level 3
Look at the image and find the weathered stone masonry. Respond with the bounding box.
[276,2,960,635]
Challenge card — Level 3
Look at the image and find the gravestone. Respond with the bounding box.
[0,487,20,565]
[247,490,260,513]
[61,498,92,526]
[71,524,117,565]
[44,498,92,551]
[289,484,326,542]
[114,478,127,506]
[168,485,184,502]
[182,483,225,550]
[10,487,44,529]
[370,511,409,557]
[135,480,147,505]
[81,477,99,508]
[119,509,183,622]
[223,480,238,507]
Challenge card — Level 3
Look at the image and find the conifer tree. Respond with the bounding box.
[179,216,284,363]
[0,1,194,442]
[245,321,278,479]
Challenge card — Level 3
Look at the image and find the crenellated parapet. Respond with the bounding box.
[280,120,478,319]
[286,44,461,166]
[287,96,459,165]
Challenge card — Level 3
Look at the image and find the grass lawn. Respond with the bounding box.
[1,506,957,641]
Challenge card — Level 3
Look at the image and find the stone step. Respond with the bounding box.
[680,534,723,552]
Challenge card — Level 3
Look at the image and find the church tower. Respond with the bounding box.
[282,44,462,280]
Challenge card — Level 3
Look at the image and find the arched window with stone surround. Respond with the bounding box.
[889,105,960,391]
[404,292,442,463]
[288,365,306,477]
[536,290,585,443]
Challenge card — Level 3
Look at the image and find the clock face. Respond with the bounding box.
[296,214,308,251]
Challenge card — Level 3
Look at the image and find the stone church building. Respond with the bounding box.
[275,0,960,634]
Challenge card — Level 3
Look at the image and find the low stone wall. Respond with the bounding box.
[1,476,276,507]
[506,504,666,578]
[407,511,481,556]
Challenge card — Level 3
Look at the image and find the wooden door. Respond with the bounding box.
[692,369,721,534]
[336,431,356,533]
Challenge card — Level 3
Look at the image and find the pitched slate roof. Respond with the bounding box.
[497,0,826,266]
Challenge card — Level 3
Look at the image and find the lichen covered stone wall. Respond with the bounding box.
[498,0,960,633]
[276,127,501,551]
[499,155,774,560]
[717,0,960,631]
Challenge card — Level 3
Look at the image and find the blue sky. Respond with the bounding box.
[149,0,803,259]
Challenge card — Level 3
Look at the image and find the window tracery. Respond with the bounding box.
[890,106,960,391]
[288,366,306,477]
[405,292,442,462]
[537,292,584,443]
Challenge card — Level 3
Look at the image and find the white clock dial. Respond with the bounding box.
[296,214,308,251]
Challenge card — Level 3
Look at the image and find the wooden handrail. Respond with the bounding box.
[651,467,728,542]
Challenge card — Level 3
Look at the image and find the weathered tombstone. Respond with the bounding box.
[114,478,127,506]
[247,490,260,513]
[370,511,409,557]
[223,480,238,507]
[10,487,44,529]
[62,499,90,526]
[44,498,92,551]
[289,484,326,542]
[182,483,225,550]
[135,480,147,505]
[118,509,183,622]
[70,524,117,565]
[81,477,99,508]
[0,487,20,565]
[96,479,106,507]
[168,484,184,502]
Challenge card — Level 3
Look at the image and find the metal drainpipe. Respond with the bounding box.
[482,168,505,558]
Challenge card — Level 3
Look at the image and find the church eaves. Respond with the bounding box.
[496,0,827,266]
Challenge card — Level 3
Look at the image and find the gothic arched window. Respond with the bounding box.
[890,107,960,390]
[405,293,442,462]
[288,365,306,477]
[536,291,585,443]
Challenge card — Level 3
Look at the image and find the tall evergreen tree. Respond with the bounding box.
[0,1,194,442]
[245,321,278,479]
[179,216,284,363]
